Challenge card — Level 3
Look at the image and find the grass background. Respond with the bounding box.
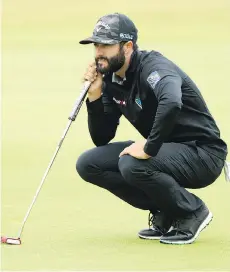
[1,0,230,271]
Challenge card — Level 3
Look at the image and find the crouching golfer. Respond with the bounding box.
[76,13,228,244]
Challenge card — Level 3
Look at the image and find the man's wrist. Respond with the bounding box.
[88,94,102,102]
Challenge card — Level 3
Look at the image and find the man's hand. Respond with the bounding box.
[119,140,151,159]
[83,62,103,102]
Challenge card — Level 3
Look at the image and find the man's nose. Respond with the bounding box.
[95,45,104,56]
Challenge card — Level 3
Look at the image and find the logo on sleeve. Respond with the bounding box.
[147,71,161,90]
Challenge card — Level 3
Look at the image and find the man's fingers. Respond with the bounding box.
[89,61,96,67]
[83,62,98,82]
[84,71,98,82]
[119,151,125,157]
[119,148,129,157]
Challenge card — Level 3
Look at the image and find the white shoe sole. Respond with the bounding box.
[138,227,163,240]
[138,234,162,240]
[160,211,213,245]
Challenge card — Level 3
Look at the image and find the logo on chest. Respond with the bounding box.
[135,98,142,109]
[113,97,126,106]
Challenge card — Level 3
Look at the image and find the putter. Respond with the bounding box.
[1,81,91,245]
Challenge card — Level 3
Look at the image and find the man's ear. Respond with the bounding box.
[124,41,133,54]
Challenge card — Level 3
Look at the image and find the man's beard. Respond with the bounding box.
[95,48,125,75]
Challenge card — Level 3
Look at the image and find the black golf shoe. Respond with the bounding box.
[160,204,213,245]
[138,211,172,240]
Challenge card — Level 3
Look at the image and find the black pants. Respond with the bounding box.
[76,141,224,218]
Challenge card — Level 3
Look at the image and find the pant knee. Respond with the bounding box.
[118,155,143,183]
[76,151,98,181]
[118,155,161,186]
[76,152,88,181]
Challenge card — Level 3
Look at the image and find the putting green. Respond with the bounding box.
[1,0,230,271]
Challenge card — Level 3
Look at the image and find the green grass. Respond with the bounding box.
[1,0,230,271]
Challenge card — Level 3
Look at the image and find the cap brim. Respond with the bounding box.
[79,36,119,45]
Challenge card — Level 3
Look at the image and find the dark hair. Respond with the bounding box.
[120,41,138,51]
[132,42,139,51]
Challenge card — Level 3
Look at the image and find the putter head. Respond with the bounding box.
[1,236,21,245]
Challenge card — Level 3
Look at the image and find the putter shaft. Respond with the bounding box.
[17,81,91,239]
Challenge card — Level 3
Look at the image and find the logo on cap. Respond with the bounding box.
[95,21,110,30]
[120,33,133,40]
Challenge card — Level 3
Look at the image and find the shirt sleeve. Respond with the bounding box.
[86,84,122,146]
[143,70,183,156]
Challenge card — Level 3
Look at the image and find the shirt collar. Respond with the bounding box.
[112,73,126,85]
[126,50,139,74]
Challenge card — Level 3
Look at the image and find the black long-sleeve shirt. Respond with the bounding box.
[86,50,227,159]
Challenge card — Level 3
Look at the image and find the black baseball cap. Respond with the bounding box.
[79,13,138,45]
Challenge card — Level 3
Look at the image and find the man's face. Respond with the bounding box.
[94,43,125,75]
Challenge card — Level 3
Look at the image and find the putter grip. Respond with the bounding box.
[68,81,91,121]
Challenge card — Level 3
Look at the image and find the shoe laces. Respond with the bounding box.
[148,212,156,228]
[171,218,193,235]
[172,219,180,229]
[172,214,195,230]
